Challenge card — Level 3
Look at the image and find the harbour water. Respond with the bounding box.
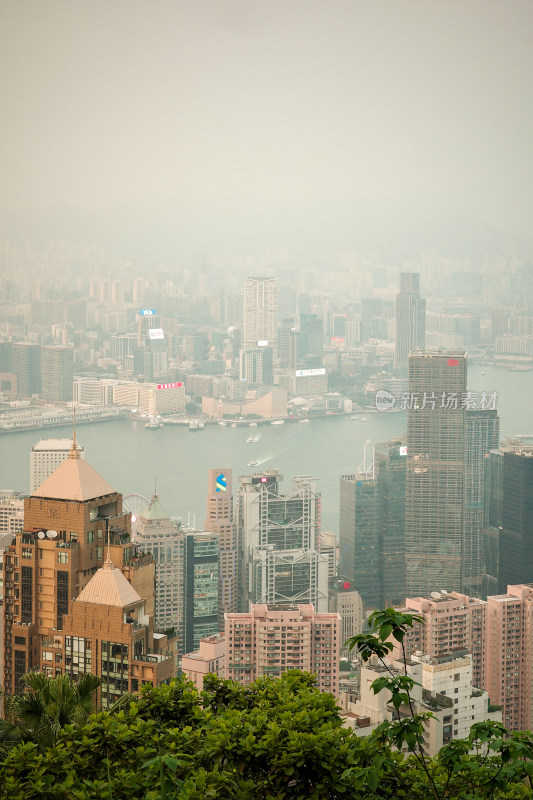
[0,365,530,533]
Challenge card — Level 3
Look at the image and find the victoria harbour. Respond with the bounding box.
[0,365,529,532]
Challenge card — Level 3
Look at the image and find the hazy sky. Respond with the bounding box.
[1,1,532,256]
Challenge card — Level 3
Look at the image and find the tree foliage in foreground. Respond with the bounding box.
[0,610,533,798]
[0,672,101,753]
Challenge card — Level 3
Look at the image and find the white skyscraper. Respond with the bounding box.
[242,277,279,353]
[30,438,85,492]
[135,492,181,631]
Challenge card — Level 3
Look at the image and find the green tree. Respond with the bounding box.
[1,665,533,799]
[347,607,533,799]
[0,672,101,754]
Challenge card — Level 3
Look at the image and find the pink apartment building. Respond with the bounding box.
[181,633,226,691]
[393,592,487,691]
[394,586,533,731]
[485,585,533,732]
[225,603,341,695]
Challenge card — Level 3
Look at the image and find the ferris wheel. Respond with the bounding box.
[123,493,149,535]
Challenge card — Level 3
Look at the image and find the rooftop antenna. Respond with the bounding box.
[357,440,375,479]
[154,476,157,498]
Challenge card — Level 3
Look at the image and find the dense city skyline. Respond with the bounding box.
[1,1,533,770]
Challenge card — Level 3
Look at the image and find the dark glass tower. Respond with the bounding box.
[339,469,381,609]
[463,409,500,593]
[498,451,533,592]
[375,439,406,607]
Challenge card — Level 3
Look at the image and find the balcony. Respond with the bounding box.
[123,553,153,568]
[42,639,63,650]
[422,689,453,709]
[134,653,172,665]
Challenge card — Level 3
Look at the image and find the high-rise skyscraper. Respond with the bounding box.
[236,471,328,612]
[2,342,42,398]
[339,465,381,609]
[375,439,407,607]
[136,311,161,347]
[143,329,168,382]
[360,298,383,342]
[41,346,74,402]
[239,345,274,386]
[405,351,467,595]
[205,469,237,625]
[2,440,174,702]
[135,492,181,631]
[178,528,219,654]
[395,273,426,368]
[498,451,533,592]
[482,449,503,594]
[30,438,85,493]
[463,410,500,592]
[328,577,363,658]
[298,314,323,363]
[242,277,278,353]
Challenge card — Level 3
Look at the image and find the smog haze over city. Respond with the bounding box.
[2,0,533,759]
[1,0,533,260]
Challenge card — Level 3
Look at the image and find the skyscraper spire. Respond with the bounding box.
[69,406,81,460]
[105,521,112,565]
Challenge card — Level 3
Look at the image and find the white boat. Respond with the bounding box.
[249,422,257,427]
[246,435,259,442]
[351,415,359,421]
[271,419,284,425]
[248,460,259,467]
[218,420,227,426]
[188,420,199,431]
[231,422,238,428]
[299,419,310,423]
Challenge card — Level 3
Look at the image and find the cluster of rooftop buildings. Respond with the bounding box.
[0,263,532,429]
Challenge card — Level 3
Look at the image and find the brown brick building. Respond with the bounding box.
[2,439,177,704]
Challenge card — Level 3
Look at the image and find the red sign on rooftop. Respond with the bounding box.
[447,359,459,366]
[156,382,183,390]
